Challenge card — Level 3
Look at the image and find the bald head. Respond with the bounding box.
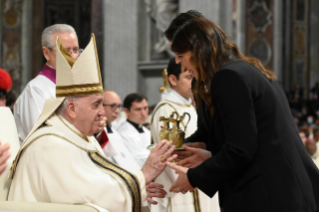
[103,90,122,125]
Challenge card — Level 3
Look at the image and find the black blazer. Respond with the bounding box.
[187,60,319,212]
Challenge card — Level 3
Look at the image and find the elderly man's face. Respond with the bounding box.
[43,32,79,69]
[73,94,106,136]
[103,91,122,126]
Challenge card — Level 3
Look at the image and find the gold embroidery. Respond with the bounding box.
[192,188,201,212]
[56,85,103,97]
[169,197,173,212]
[160,99,191,108]
[89,152,141,212]
[56,114,89,142]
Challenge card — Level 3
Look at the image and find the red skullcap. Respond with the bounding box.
[0,68,12,91]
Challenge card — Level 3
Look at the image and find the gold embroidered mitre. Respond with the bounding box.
[159,69,170,93]
[55,33,103,97]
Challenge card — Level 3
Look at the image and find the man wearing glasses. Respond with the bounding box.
[99,90,140,172]
[14,24,80,145]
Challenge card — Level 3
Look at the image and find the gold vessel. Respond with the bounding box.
[168,112,191,148]
[159,116,170,141]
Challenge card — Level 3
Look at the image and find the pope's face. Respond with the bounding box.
[175,51,198,80]
[43,32,79,69]
[74,94,106,136]
[125,99,148,125]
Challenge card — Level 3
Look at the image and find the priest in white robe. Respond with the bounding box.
[8,34,176,212]
[14,24,79,144]
[150,58,220,212]
[117,93,151,168]
[100,90,140,172]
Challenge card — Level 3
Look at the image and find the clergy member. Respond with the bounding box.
[150,58,220,212]
[117,93,151,168]
[0,68,12,107]
[14,24,80,144]
[8,34,176,212]
[101,90,140,172]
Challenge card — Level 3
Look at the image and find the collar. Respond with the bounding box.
[161,88,192,105]
[37,64,56,84]
[127,119,144,133]
[106,125,113,133]
[57,114,90,142]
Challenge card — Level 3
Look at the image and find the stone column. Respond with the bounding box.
[21,0,33,91]
[309,0,319,89]
[102,0,139,100]
[273,0,283,83]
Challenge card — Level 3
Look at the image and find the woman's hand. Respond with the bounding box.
[146,182,167,205]
[166,162,194,193]
[177,145,211,168]
[0,141,11,175]
[172,142,206,162]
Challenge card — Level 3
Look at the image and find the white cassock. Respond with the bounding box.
[8,114,147,212]
[150,88,220,212]
[117,121,151,169]
[14,64,56,145]
[103,125,141,172]
[111,111,127,130]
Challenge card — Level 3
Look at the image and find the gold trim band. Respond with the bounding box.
[192,188,201,212]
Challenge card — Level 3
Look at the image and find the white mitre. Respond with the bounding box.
[9,33,104,179]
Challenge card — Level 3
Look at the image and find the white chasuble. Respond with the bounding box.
[104,126,141,172]
[117,121,151,169]
[8,114,146,212]
[150,88,220,212]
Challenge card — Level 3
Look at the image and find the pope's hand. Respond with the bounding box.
[146,182,167,205]
[166,162,194,193]
[99,116,107,132]
[177,145,211,168]
[173,142,206,162]
[0,140,11,175]
[142,140,177,184]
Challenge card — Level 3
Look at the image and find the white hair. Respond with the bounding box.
[57,96,81,116]
[42,24,77,49]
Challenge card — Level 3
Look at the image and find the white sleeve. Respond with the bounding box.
[14,84,49,144]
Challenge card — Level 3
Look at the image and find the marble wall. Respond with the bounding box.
[102,0,139,101]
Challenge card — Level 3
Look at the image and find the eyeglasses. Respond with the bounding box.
[103,104,122,111]
[48,47,83,56]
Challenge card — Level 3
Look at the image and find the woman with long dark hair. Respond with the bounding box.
[167,18,319,212]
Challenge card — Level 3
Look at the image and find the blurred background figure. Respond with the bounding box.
[99,90,140,172]
[0,68,12,107]
[14,24,79,145]
[118,93,151,168]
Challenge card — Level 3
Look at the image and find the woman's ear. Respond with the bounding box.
[168,75,178,88]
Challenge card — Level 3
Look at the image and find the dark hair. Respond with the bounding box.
[165,10,204,41]
[123,93,147,110]
[171,18,276,116]
[167,57,181,86]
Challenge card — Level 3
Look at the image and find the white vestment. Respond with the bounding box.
[117,121,151,169]
[104,126,141,172]
[150,88,220,212]
[14,74,55,145]
[8,114,147,212]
